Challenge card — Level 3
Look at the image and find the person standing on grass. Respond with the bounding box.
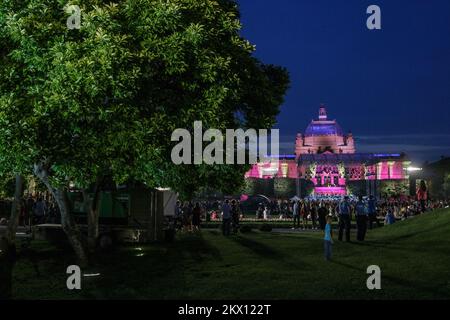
[300,201,307,230]
[384,207,396,225]
[324,215,334,261]
[292,200,300,230]
[182,201,192,232]
[355,196,368,241]
[338,196,351,242]
[310,202,318,230]
[231,199,240,234]
[281,200,289,219]
[367,195,379,229]
[318,202,328,230]
[416,180,428,213]
[192,202,202,232]
[238,200,244,220]
[33,196,47,224]
[174,201,183,231]
[221,200,231,236]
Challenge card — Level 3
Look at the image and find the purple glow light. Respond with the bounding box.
[304,123,344,137]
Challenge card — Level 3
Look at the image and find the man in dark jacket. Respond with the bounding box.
[338,196,352,242]
[318,203,328,230]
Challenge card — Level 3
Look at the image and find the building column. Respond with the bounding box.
[257,163,264,179]
[388,161,395,179]
[281,162,288,178]
[377,162,383,180]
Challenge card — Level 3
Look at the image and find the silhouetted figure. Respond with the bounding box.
[318,203,328,230]
[338,196,351,242]
[416,180,428,213]
[221,200,231,236]
[355,196,368,241]
[367,196,380,229]
[192,202,202,232]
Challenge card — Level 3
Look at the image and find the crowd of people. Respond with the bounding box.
[174,199,242,235]
[0,195,61,227]
[172,180,449,245]
[183,196,449,228]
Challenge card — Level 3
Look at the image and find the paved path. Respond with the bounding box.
[272,228,324,234]
[0,226,32,238]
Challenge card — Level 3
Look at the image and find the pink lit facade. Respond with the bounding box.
[245,106,411,196]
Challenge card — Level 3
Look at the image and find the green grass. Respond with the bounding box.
[12,208,450,300]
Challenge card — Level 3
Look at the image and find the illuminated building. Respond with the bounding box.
[245,105,411,197]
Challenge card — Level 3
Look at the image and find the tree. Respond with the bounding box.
[442,173,450,199]
[5,175,23,244]
[424,157,450,200]
[0,0,289,264]
[0,168,20,300]
[0,159,23,246]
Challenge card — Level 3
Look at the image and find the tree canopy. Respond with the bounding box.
[0,0,289,198]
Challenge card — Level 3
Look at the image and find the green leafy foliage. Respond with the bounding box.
[0,0,289,197]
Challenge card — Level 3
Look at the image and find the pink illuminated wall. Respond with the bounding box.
[390,162,404,179]
[287,162,299,178]
[376,162,405,180]
[245,164,260,178]
[314,187,347,196]
[245,160,406,180]
[245,160,299,179]
[377,162,389,180]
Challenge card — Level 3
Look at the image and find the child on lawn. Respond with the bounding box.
[324,215,334,261]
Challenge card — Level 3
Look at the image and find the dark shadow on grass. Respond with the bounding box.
[351,240,450,258]
[332,260,449,298]
[380,223,448,242]
[84,232,224,299]
[171,232,222,262]
[230,235,283,260]
[229,234,312,271]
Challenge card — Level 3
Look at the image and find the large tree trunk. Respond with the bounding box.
[6,175,23,244]
[82,180,101,253]
[0,236,16,299]
[1,175,23,299]
[0,175,23,300]
[33,164,88,267]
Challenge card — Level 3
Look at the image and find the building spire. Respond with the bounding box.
[319,104,327,120]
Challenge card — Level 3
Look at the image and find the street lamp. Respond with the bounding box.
[407,167,422,172]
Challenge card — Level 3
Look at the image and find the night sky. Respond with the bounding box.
[237,0,450,163]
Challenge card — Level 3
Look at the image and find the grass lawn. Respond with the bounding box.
[12,208,450,300]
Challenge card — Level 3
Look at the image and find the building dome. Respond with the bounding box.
[304,106,344,137]
[295,105,356,156]
[304,121,344,137]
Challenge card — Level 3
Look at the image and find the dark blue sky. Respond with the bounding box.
[238,0,450,163]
